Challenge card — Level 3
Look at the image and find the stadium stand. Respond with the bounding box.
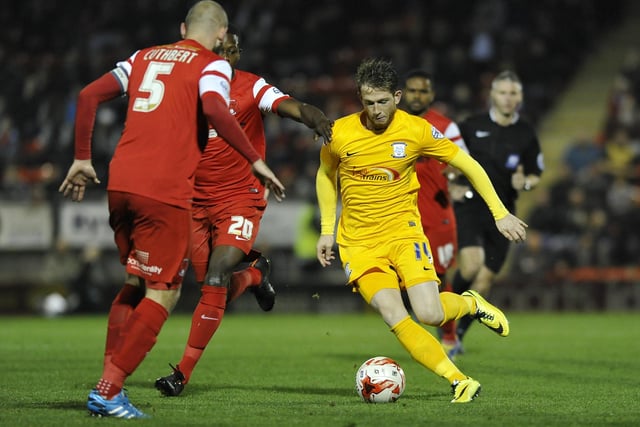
[0,0,636,313]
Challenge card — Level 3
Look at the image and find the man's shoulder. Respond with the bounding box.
[460,112,490,126]
[424,108,453,131]
[396,110,430,128]
[234,68,261,82]
[335,112,361,127]
[514,116,538,134]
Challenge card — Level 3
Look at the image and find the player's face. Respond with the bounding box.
[359,85,402,131]
[216,33,241,67]
[490,80,523,117]
[402,77,434,115]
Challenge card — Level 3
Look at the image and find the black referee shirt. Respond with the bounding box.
[457,112,543,211]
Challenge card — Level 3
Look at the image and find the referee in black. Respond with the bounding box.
[451,70,544,355]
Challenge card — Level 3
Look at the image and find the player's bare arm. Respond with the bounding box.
[277,99,333,143]
[251,159,286,201]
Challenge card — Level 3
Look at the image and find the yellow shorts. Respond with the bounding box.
[339,237,439,303]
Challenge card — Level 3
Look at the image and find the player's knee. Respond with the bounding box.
[473,279,492,294]
[459,262,482,281]
[146,287,181,312]
[413,307,445,326]
[124,273,143,287]
[204,270,231,288]
[374,303,410,328]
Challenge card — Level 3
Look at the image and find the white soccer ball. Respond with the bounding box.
[355,356,406,403]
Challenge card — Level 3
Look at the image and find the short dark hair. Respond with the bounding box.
[355,58,399,94]
[226,23,242,40]
[403,69,433,85]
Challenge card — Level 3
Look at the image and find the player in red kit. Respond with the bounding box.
[401,70,470,359]
[154,29,333,397]
[58,2,284,418]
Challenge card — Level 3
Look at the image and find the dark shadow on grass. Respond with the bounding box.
[25,399,159,419]
[130,381,354,398]
[125,380,445,403]
[8,401,86,411]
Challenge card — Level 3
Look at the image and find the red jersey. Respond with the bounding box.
[416,108,467,234]
[193,69,290,203]
[107,39,232,209]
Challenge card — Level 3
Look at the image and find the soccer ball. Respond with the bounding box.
[355,356,405,403]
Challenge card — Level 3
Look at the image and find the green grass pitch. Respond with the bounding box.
[1,312,639,426]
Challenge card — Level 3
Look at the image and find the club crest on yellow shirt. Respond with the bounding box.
[391,142,407,158]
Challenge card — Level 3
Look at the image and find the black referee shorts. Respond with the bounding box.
[454,199,511,274]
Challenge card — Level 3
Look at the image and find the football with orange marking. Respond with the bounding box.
[355,356,405,403]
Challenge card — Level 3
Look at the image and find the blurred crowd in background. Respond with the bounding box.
[1,0,639,312]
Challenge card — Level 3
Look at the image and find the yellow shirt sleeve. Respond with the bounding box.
[447,150,510,220]
[316,145,339,235]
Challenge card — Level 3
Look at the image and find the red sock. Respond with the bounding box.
[226,266,261,304]
[104,284,145,368]
[439,281,457,342]
[178,286,227,383]
[104,297,168,397]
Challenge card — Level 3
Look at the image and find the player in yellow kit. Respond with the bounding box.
[316,58,527,403]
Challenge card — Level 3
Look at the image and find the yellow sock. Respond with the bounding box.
[439,291,475,323]
[391,316,466,383]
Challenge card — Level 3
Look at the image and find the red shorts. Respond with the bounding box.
[422,226,457,275]
[108,191,191,289]
[191,197,266,282]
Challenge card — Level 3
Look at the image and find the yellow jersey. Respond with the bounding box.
[317,110,460,247]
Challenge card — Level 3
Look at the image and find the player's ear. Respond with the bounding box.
[394,90,402,105]
[180,22,187,39]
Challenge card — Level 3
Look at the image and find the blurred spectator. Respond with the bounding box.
[1,0,637,295]
[562,134,604,176]
[0,0,624,203]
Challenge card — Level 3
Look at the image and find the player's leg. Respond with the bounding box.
[452,245,484,344]
[425,228,460,357]
[168,245,242,383]
[346,242,480,403]
[155,208,235,395]
[103,273,145,368]
[228,252,275,311]
[366,281,480,403]
[90,193,189,417]
[457,226,510,342]
[103,194,147,368]
[452,246,484,293]
[222,202,274,311]
[438,280,461,357]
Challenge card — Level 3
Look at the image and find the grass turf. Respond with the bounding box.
[1,312,639,426]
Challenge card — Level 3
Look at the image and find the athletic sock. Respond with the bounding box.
[104,284,145,368]
[391,316,466,384]
[439,291,475,321]
[226,266,260,304]
[438,282,457,342]
[178,286,227,383]
[102,297,168,399]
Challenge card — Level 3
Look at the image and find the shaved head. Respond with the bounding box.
[185,0,228,29]
[181,1,228,50]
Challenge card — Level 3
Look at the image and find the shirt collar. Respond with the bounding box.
[489,108,520,125]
